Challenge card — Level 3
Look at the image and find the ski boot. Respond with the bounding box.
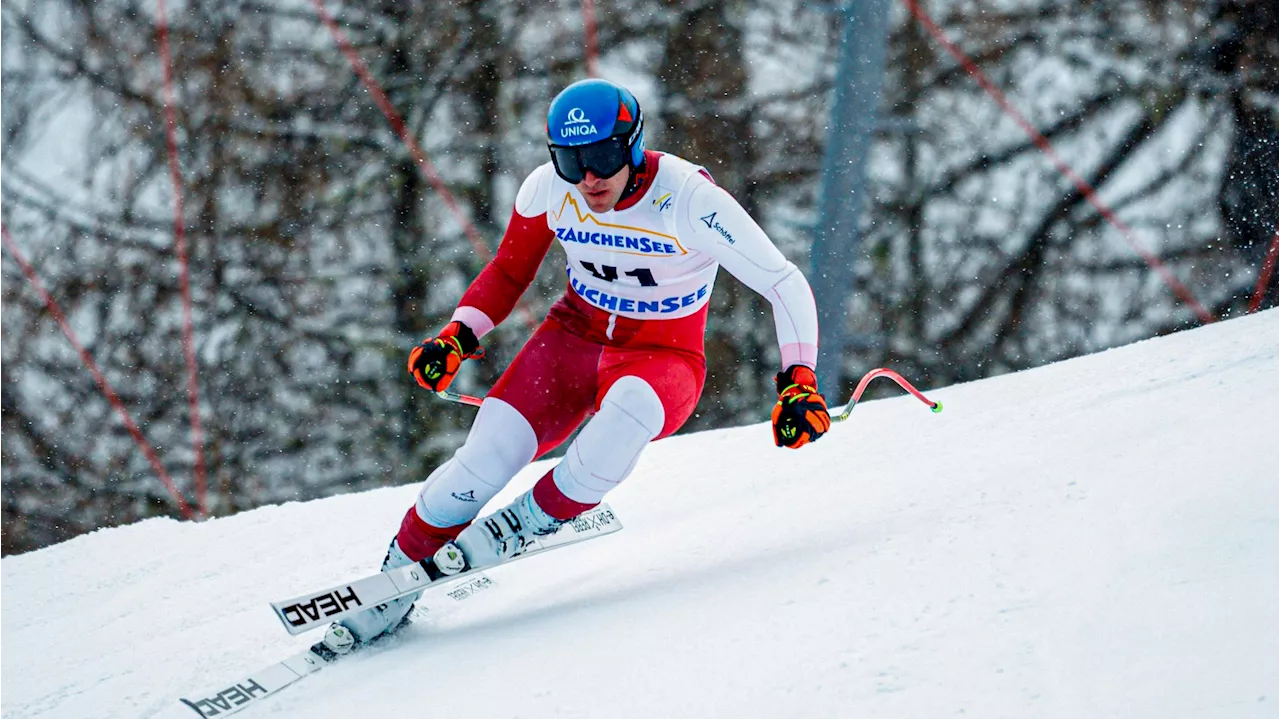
[318,538,421,656]
[435,488,566,574]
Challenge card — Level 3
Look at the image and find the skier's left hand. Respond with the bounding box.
[771,365,831,448]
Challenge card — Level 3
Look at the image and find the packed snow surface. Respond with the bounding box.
[3,311,1277,718]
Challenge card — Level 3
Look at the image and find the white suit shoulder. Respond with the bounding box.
[653,153,713,195]
[515,162,555,218]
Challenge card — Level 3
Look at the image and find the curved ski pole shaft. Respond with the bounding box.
[831,368,942,423]
[435,389,484,408]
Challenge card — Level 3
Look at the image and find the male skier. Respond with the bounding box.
[323,78,831,653]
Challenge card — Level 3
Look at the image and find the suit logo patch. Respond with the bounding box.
[699,212,736,244]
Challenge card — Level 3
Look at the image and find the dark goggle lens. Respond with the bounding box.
[550,139,628,183]
[550,146,587,183]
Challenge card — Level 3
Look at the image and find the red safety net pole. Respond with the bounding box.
[1249,227,1279,313]
[155,0,210,518]
[581,0,600,77]
[3,225,196,520]
[900,0,1217,326]
[310,0,538,330]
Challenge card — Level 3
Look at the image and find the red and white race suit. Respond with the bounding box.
[395,150,821,559]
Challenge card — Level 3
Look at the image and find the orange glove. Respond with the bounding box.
[771,365,831,448]
[407,321,483,391]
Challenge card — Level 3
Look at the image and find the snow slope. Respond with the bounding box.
[3,311,1277,719]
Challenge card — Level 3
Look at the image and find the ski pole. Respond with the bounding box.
[435,367,941,421]
[830,367,941,423]
[435,388,485,408]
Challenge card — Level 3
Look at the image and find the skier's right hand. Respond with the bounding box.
[408,321,483,391]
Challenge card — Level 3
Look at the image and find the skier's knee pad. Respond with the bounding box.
[555,376,664,504]
[454,398,538,480]
[416,398,537,528]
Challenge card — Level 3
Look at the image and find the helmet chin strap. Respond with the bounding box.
[617,154,649,204]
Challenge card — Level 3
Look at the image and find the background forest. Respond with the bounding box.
[2,0,1275,554]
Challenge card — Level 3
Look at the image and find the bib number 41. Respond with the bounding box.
[580,261,657,287]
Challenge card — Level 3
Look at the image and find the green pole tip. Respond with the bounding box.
[931,402,943,413]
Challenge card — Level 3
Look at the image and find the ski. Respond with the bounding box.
[163,606,431,719]
[269,503,622,635]
[165,504,621,717]
[164,642,329,718]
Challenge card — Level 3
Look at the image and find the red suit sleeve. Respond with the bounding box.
[450,209,555,336]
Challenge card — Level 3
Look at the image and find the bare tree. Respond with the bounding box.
[846,0,1275,391]
[3,0,1267,553]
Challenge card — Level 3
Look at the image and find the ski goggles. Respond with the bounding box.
[549,137,630,184]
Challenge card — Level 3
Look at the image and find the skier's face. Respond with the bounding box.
[576,165,630,213]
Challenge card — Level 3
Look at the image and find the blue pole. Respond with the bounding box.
[811,0,892,396]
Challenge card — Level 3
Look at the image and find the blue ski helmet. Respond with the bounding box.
[546,79,645,183]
